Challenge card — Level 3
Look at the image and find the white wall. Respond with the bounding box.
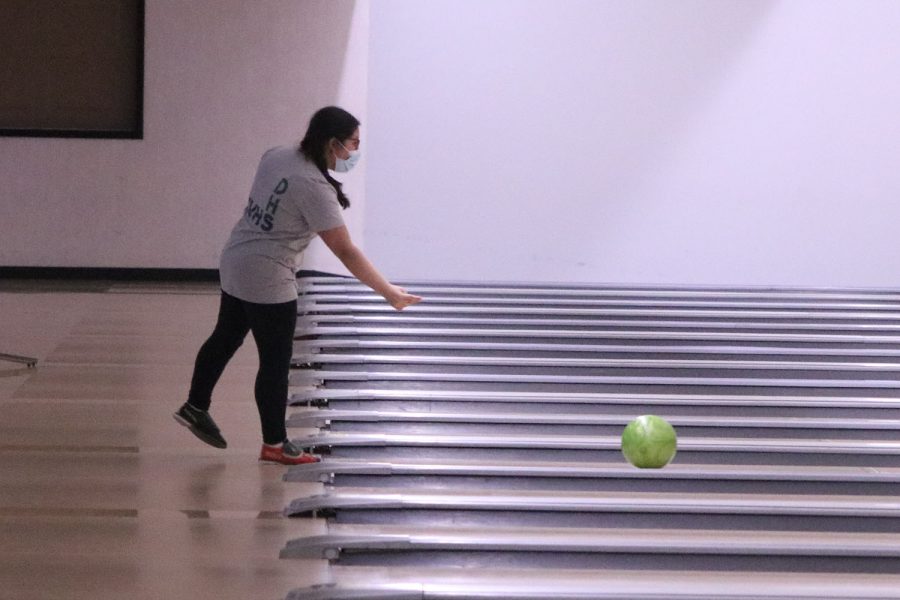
[301,0,369,277]
[7,0,900,289]
[0,0,364,271]
[365,0,900,287]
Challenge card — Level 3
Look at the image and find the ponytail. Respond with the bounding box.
[299,106,360,209]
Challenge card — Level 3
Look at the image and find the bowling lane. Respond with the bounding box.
[282,279,900,595]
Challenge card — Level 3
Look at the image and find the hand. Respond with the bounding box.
[385,285,423,311]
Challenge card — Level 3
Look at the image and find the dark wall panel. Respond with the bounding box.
[0,0,144,138]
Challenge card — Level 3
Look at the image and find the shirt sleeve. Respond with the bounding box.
[299,178,345,232]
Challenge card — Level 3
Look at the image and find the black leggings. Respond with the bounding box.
[188,290,297,445]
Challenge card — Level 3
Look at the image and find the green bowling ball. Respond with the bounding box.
[621,415,677,468]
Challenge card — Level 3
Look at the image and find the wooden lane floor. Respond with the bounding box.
[284,456,900,495]
[284,565,900,600]
[298,276,900,300]
[0,283,330,600]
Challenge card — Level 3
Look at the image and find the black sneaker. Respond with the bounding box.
[173,403,227,449]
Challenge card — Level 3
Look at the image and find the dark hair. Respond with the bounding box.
[299,106,360,209]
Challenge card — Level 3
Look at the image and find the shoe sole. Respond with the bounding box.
[173,413,228,449]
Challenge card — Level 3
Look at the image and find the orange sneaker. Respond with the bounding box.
[259,440,320,465]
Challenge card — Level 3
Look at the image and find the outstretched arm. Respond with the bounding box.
[318,226,423,310]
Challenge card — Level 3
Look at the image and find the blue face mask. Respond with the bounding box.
[334,141,361,173]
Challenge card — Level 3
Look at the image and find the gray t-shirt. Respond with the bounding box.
[219,146,345,303]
